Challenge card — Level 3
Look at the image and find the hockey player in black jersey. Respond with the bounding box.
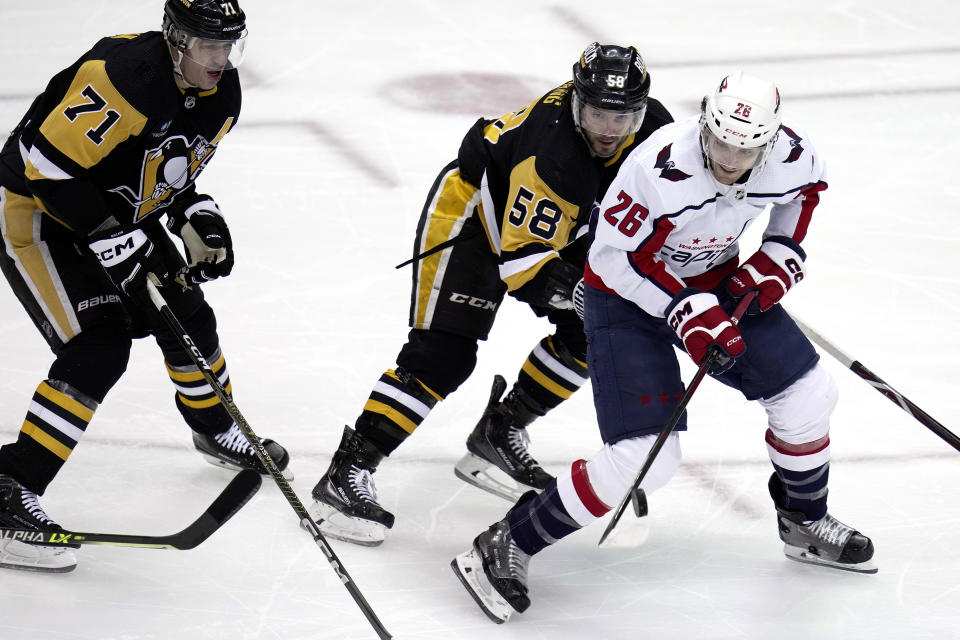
[310,43,673,546]
[0,0,290,573]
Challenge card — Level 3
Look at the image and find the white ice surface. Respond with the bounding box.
[1,1,958,639]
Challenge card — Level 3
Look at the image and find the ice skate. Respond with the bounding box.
[452,516,531,623]
[0,475,77,573]
[776,508,877,574]
[309,426,394,547]
[193,422,293,480]
[455,375,553,502]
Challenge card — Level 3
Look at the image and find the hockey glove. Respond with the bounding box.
[666,288,746,374]
[728,237,806,313]
[89,226,167,297]
[167,197,234,286]
[573,278,586,321]
[517,258,582,311]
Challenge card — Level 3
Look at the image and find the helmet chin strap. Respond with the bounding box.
[170,48,198,89]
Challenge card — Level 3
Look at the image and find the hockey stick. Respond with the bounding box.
[0,469,260,549]
[145,277,393,640]
[787,310,960,453]
[598,291,755,546]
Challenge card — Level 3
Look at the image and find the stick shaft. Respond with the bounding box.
[598,291,755,545]
[789,310,959,452]
[146,279,392,639]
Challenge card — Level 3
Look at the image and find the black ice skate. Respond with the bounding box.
[0,475,77,573]
[455,375,553,502]
[451,514,532,623]
[776,508,877,574]
[309,426,394,547]
[193,422,293,480]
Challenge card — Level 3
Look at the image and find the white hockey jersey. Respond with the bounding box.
[585,115,827,317]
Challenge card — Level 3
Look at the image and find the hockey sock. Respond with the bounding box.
[516,336,588,412]
[769,463,830,522]
[766,427,831,521]
[167,348,233,434]
[0,380,97,494]
[507,460,614,555]
[355,368,442,455]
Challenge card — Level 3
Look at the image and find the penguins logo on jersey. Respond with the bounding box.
[108,117,234,220]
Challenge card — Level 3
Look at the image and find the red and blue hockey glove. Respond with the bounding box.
[728,237,806,313]
[666,289,746,374]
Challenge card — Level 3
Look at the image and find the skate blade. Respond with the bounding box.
[783,544,878,574]
[454,452,537,503]
[0,539,77,573]
[308,500,386,547]
[198,452,294,481]
[451,549,513,624]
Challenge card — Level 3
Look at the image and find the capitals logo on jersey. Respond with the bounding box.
[780,125,805,163]
[108,117,234,220]
[654,143,692,182]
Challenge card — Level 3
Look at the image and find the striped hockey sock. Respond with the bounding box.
[356,368,442,454]
[766,428,830,521]
[10,380,97,492]
[506,459,611,556]
[517,336,588,412]
[167,348,233,432]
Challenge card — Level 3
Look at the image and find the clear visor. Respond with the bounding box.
[578,103,646,137]
[700,123,765,171]
[182,33,248,70]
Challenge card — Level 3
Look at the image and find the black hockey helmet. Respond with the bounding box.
[163,0,247,47]
[571,43,650,157]
[572,42,650,111]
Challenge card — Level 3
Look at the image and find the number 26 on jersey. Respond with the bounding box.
[602,190,649,238]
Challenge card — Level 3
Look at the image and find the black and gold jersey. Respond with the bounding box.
[456,81,672,294]
[0,31,240,235]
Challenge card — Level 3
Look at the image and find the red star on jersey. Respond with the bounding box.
[726,236,734,242]
[658,393,671,403]
[640,395,651,406]
[692,238,701,244]
[709,237,717,243]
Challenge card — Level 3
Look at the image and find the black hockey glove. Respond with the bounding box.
[515,258,583,311]
[88,225,168,298]
[167,196,234,287]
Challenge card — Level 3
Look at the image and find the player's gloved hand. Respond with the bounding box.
[572,278,586,321]
[728,237,806,314]
[666,288,745,374]
[539,259,582,311]
[88,225,168,297]
[167,197,233,287]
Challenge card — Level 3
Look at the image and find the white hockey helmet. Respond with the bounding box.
[700,72,782,176]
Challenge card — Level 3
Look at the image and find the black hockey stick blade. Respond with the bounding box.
[631,488,648,518]
[0,469,261,550]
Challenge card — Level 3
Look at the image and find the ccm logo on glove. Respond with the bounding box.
[89,228,149,266]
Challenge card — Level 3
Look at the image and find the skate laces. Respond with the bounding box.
[507,427,537,465]
[507,539,530,582]
[213,423,254,454]
[348,465,380,505]
[807,514,853,546]
[20,490,56,528]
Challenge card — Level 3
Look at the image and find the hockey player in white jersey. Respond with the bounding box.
[452,72,875,623]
